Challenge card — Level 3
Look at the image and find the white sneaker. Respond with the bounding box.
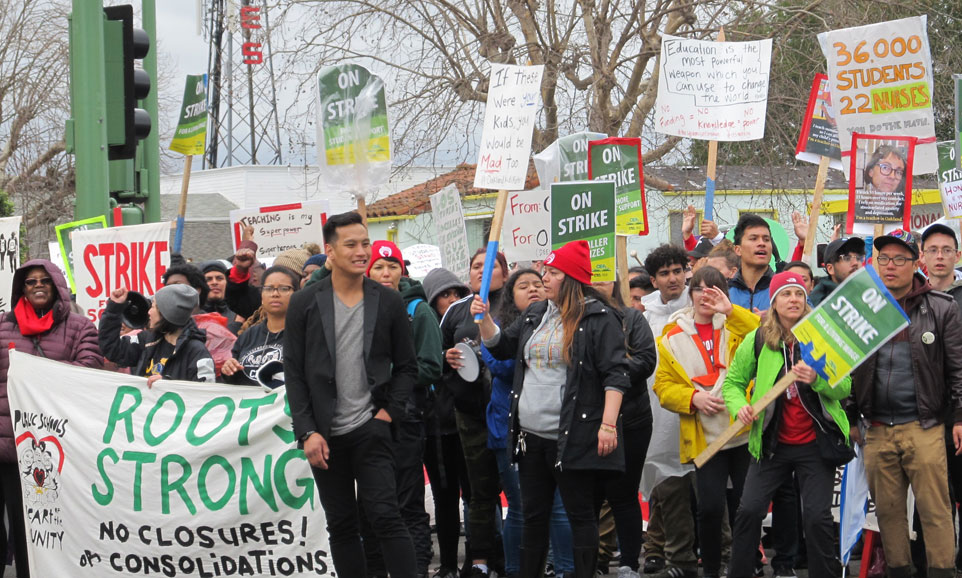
[617,566,640,578]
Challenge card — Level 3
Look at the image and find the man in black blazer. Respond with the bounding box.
[285,211,419,578]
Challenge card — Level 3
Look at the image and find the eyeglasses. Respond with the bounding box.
[923,247,957,257]
[690,286,706,293]
[24,278,53,287]
[835,253,863,263]
[261,285,295,295]
[876,162,905,178]
[876,255,913,266]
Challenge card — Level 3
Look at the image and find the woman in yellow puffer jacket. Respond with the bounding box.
[653,266,759,578]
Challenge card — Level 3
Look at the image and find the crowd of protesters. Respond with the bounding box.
[0,208,961,578]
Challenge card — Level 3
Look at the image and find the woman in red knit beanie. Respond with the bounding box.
[472,240,630,578]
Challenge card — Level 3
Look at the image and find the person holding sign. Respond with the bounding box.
[653,267,760,578]
[722,272,851,578]
[849,230,962,578]
[0,260,103,577]
[472,241,629,578]
[99,284,215,386]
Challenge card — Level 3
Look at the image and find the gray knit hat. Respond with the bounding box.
[153,284,199,327]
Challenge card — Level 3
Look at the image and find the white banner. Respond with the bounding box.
[7,350,330,577]
[654,35,772,141]
[73,223,171,325]
[430,184,471,283]
[229,201,329,262]
[501,189,550,262]
[0,216,21,313]
[473,63,544,191]
[403,244,443,279]
[818,16,936,175]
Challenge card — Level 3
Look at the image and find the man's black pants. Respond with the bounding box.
[311,418,417,578]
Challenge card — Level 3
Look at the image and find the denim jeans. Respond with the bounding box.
[496,447,574,574]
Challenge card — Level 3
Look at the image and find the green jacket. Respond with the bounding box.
[398,277,443,389]
[722,328,851,460]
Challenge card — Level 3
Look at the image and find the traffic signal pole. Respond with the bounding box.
[140,0,161,224]
[69,1,111,221]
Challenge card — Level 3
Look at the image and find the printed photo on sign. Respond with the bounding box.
[846,134,915,234]
[0,216,22,313]
[818,17,936,175]
[796,74,844,170]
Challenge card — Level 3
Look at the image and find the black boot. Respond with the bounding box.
[572,547,598,578]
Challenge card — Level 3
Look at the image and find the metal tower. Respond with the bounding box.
[204,0,283,167]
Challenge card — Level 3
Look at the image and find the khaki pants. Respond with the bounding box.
[863,422,955,570]
[643,473,697,566]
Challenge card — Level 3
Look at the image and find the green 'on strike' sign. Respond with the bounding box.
[550,181,616,282]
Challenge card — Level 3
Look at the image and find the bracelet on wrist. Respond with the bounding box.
[602,422,617,430]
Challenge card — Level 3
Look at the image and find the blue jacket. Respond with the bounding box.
[481,336,515,450]
[728,268,774,312]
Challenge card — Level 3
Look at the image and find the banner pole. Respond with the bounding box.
[475,190,509,323]
[802,155,831,261]
[173,155,192,254]
[356,195,368,227]
[693,370,797,468]
[703,27,725,223]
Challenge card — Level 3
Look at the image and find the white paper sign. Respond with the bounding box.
[501,189,550,262]
[654,35,772,141]
[403,244,443,279]
[473,63,544,190]
[229,201,329,261]
[6,350,330,577]
[73,223,171,325]
[818,17,936,175]
[0,216,21,313]
[47,241,69,283]
[430,184,470,283]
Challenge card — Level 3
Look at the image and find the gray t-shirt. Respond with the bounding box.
[330,294,373,436]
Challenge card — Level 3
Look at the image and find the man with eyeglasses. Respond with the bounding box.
[810,237,865,307]
[849,229,962,578]
[920,224,962,306]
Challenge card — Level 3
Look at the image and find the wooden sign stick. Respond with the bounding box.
[172,155,192,253]
[356,195,368,227]
[703,28,725,223]
[802,155,831,260]
[693,370,798,468]
[616,236,630,304]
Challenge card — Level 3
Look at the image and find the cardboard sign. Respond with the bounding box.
[430,184,470,283]
[549,181,616,282]
[0,216,21,313]
[501,189,550,262]
[796,74,844,170]
[587,137,649,235]
[47,242,69,283]
[169,74,208,156]
[818,17,936,175]
[955,75,962,169]
[846,133,916,233]
[533,131,607,185]
[403,244,443,279]
[55,216,108,293]
[72,223,171,324]
[937,141,962,219]
[316,64,391,193]
[229,202,329,261]
[473,63,544,190]
[654,35,772,141]
[6,350,330,577]
[793,267,909,388]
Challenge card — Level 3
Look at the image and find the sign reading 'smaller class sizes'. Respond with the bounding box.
[550,181,616,282]
[654,35,772,141]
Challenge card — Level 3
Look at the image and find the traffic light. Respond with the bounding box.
[68,2,159,224]
[103,5,151,160]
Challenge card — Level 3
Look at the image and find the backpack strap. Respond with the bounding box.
[407,298,424,319]
[753,327,764,362]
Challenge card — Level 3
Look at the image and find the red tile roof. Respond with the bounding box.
[368,163,541,218]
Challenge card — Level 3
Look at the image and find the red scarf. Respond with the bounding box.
[14,298,54,336]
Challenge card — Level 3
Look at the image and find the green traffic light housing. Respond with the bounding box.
[104,5,151,160]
